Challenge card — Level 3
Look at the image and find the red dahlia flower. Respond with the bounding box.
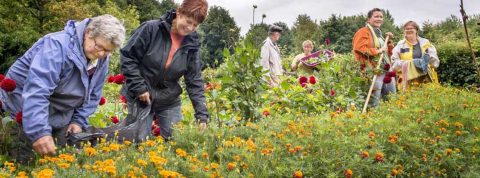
[99,97,106,105]
[309,76,316,85]
[111,116,119,124]
[0,78,16,92]
[298,76,308,85]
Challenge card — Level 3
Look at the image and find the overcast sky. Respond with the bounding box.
[173,0,480,36]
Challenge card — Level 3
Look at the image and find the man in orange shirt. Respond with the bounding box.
[352,8,396,108]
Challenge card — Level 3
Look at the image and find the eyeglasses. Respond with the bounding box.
[93,38,114,55]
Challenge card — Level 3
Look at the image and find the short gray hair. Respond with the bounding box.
[86,14,126,49]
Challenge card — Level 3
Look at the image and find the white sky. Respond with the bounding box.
[173,0,480,36]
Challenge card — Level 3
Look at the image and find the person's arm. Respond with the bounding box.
[120,22,153,98]
[391,44,403,71]
[22,37,63,142]
[426,42,440,68]
[70,60,109,130]
[353,29,382,59]
[291,55,301,71]
[185,51,209,124]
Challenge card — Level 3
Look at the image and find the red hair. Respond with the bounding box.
[177,0,208,23]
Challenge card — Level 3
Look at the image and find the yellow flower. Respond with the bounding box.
[158,170,183,178]
[223,140,235,148]
[101,146,111,153]
[36,168,55,178]
[210,163,219,169]
[176,148,187,157]
[58,154,75,162]
[227,162,236,171]
[109,143,121,151]
[105,165,116,176]
[202,152,209,159]
[137,159,148,167]
[145,140,156,147]
[84,147,97,157]
[150,155,168,166]
[233,155,241,161]
[57,162,70,169]
[16,171,28,178]
[124,140,132,146]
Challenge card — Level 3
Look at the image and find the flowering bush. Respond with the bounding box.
[0,84,478,177]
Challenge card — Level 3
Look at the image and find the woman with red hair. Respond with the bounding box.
[120,0,209,141]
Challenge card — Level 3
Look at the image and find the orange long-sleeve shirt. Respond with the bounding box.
[352,27,393,67]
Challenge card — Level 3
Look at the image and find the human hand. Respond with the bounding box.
[65,123,82,136]
[385,32,394,39]
[32,136,56,155]
[139,91,151,104]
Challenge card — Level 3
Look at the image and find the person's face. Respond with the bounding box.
[403,25,418,39]
[83,31,115,60]
[174,13,200,36]
[367,11,384,28]
[270,32,281,42]
[303,44,313,54]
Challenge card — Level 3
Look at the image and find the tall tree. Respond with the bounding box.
[291,14,321,52]
[113,0,176,22]
[245,23,269,49]
[198,6,240,68]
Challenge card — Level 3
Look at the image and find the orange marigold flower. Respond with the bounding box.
[446,148,453,156]
[368,131,375,139]
[286,143,292,148]
[388,135,398,144]
[455,130,463,136]
[440,127,446,133]
[227,162,236,171]
[360,151,369,159]
[293,170,303,178]
[202,152,209,159]
[234,155,241,161]
[176,148,187,157]
[210,163,219,169]
[391,169,399,176]
[294,146,302,151]
[375,152,384,162]
[344,169,353,178]
[288,148,295,153]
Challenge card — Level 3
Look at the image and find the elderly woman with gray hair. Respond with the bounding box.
[0,14,125,163]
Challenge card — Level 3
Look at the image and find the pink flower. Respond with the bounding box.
[15,112,22,125]
[114,74,125,84]
[107,75,116,83]
[99,96,106,105]
[309,76,316,85]
[330,89,335,96]
[383,77,392,84]
[383,63,390,71]
[298,76,308,85]
[0,78,16,92]
[119,95,127,103]
[111,116,119,124]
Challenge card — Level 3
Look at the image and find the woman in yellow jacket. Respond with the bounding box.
[392,21,440,91]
